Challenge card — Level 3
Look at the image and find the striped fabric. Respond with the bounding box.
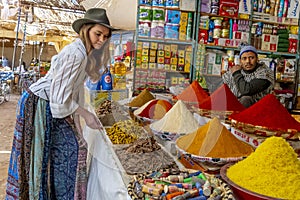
[6,92,87,200]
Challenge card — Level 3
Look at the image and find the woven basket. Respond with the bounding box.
[230,119,300,140]
[175,143,246,166]
[191,107,236,123]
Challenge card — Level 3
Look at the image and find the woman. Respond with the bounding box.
[6,8,115,200]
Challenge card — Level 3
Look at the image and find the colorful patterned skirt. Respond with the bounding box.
[6,91,87,200]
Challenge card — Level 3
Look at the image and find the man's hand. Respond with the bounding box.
[230,64,242,73]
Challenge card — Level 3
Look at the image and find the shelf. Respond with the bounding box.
[199,12,250,20]
[257,50,299,58]
[138,5,196,12]
[137,37,194,45]
[203,44,298,57]
[204,44,239,50]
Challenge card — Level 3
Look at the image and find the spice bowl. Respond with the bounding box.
[220,164,282,200]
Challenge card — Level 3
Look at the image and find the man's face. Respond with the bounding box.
[240,51,258,71]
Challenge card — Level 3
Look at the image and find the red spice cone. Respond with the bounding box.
[199,84,246,111]
[137,99,173,119]
[229,94,300,132]
[175,80,209,105]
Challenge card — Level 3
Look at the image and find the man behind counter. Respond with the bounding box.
[222,45,274,108]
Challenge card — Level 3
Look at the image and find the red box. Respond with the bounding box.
[219,1,239,18]
[263,34,271,42]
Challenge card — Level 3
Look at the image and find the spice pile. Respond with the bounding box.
[226,136,300,199]
[128,89,155,107]
[127,168,234,200]
[199,84,245,112]
[115,137,177,174]
[229,94,300,139]
[134,99,173,120]
[175,80,209,105]
[176,117,254,159]
[95,100,129,126]
[150,100,199,139]
[106,120,145,144]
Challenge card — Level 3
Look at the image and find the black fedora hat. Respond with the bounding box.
[72,8,116,33]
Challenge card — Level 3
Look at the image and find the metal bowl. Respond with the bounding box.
[220,164,282,200]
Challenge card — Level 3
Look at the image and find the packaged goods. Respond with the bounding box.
[227,136,300,199]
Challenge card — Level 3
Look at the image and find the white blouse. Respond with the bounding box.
[30,38,88,118]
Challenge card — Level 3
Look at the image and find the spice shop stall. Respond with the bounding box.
[84,77,300,199]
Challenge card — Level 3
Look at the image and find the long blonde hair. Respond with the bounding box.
[78,24,112,81]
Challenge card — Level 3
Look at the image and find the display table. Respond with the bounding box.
[83,93,182,200]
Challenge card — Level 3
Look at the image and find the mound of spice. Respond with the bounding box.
[176,117,254,158]
[150,100,199,134]
[175,80,209,105]
[129,89,155,107]
[199,84,245,112]
[229,94,300,133]
[134,99,173,120]
[227,136,300,199]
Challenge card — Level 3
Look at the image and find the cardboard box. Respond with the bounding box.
[157,56,164,64]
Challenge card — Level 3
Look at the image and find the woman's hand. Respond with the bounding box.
[75,106,104,131]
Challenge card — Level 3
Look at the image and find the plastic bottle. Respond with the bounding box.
[101,68,113,90]
[207,19,214,43]
[114,57,126,76]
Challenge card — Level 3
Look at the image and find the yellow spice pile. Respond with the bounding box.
[227,136,300,199]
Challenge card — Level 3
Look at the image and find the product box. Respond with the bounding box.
[157,64,164,69]
[141,63,149,69]
[149,49,156,57]
[164,45,171,51]
[177,65,184,71]
[198,29,208,44]
[157,56,164,64]
[164,58,171,64]
[233,31,242,39]
[141,55,149,63]
[184,63,191,72]
[165,10,181,24]
[164,51,171,58]
[178,50,185,57]
[157,50,165,57]
[170,44,178,52]
[219,0,239,18]
[165,64,170,70]
[178,57,185,65]
[171,77,178,85]
[180,12,188,26]
[171,57,178,65]
[149,56,156,63]
[150,42,158,49]
[142,48,149,55]
[171,65,177,71]
[149,63,156,69]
